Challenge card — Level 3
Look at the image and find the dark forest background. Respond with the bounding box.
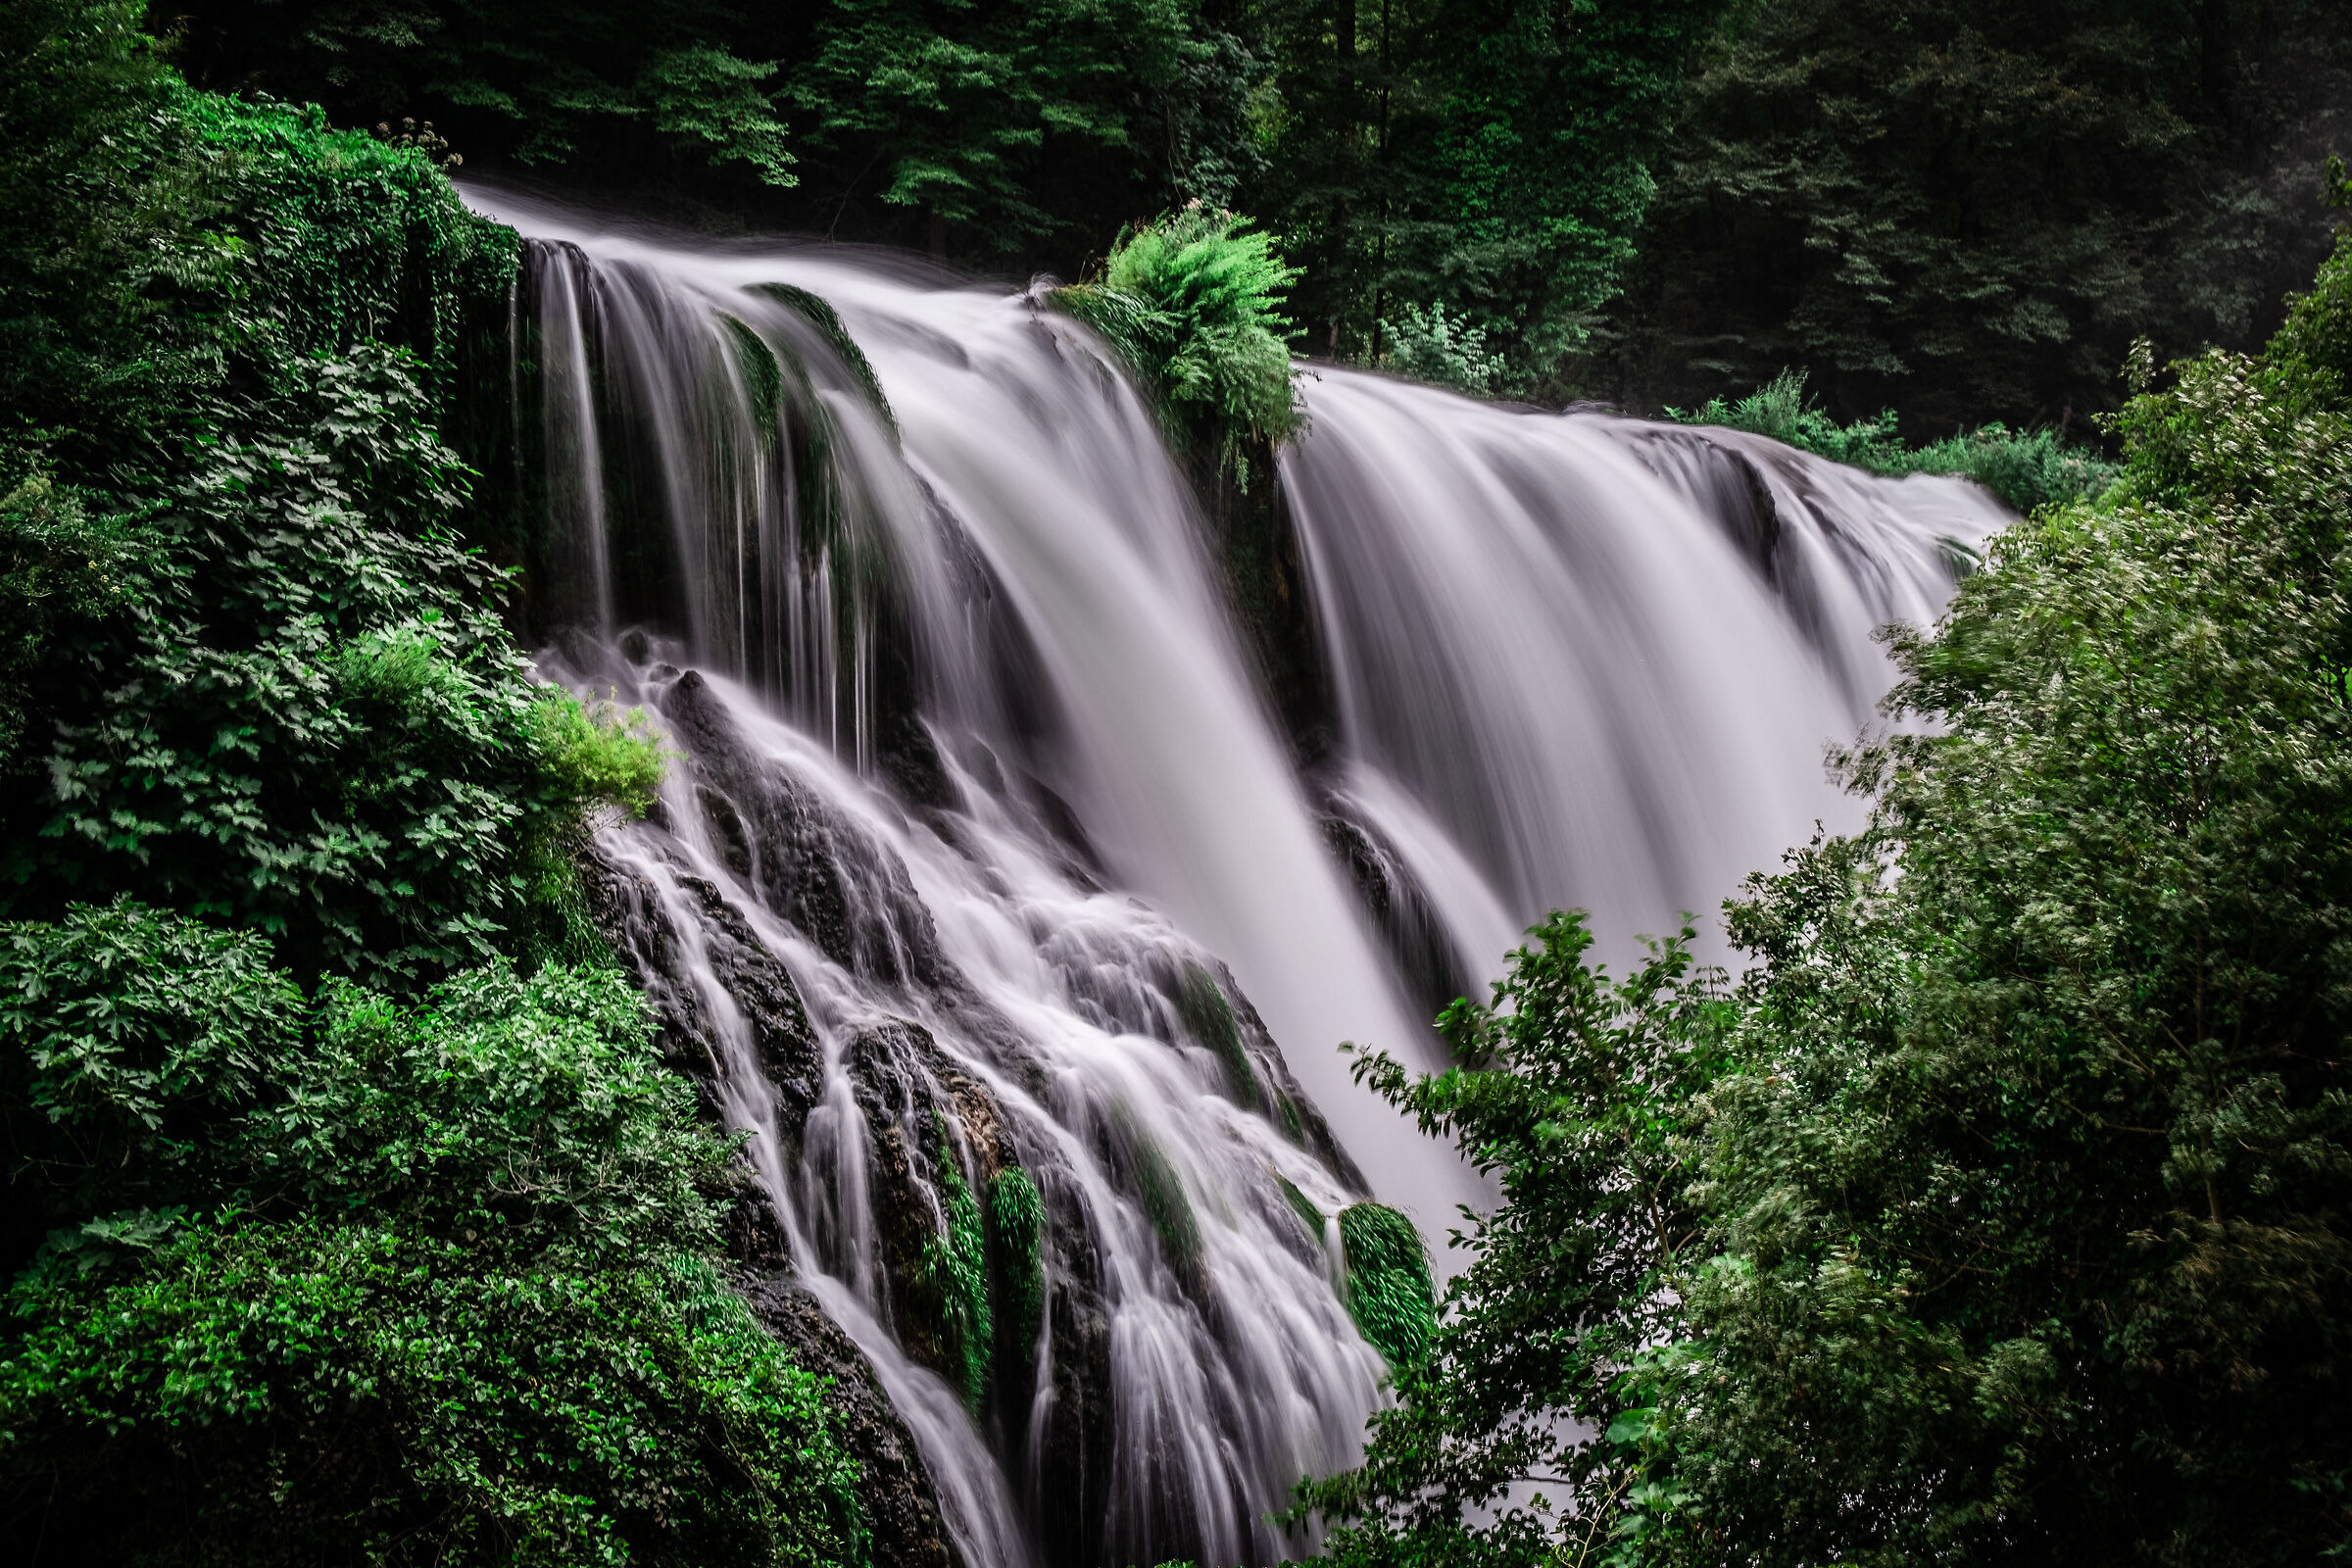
[159,0,2352,431]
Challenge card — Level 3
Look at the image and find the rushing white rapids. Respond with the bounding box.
[466,186,2002,1568]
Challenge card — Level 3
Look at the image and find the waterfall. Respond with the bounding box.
[466,188,2003,1568]
[1282,369,2008,994]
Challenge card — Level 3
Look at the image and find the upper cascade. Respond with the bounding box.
[467,185,1999,1568]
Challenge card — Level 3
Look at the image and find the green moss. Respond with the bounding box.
[1116,1108,1202,1276]
[923,1114,993,1413]
[720,314,785,432]
[752,282,898,442]
[987,1166,1046,1362]
[1177,960,1260,1109]
[1276,1171,1326,1244]
[1339,1201,1435,1369]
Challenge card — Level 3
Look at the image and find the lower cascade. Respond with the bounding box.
[470,189,2009,1568]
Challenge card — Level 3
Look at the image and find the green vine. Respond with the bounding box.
[987,1166,1045,1365]
[1339,1201,1435,1369]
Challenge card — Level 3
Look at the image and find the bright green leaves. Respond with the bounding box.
[0,902,728,1269]
[0,904,864,1565]
[0,901,300,1252]
[641,44,799,187]
[1337,1201,1435,1368]
[1054,204,1303,474]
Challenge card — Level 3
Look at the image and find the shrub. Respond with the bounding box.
[1052,204,1303,466]
[0,902,867,1566]
[1675,367,2118,513]
[1375,304,1507,398]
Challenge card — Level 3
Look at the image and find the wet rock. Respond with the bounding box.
[660,670,964,994]
[580,846,823,1150]
[846,1019,985,1397]
[740,1270,958,1568]
[1318,806,1477,1033]
[583,849,961,1568]
[1031,1167,1114,1568]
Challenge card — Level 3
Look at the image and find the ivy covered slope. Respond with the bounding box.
[1306,223,2352,1565]
[0,6,864,1562]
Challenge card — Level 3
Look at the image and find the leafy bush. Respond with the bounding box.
[0,23,654,985]
[0,901,866,1567]
[1375,304,1507,398]
[1311,229,2352,1568]
[1675,367,2119,513]
[1052,203,1303,466]
[8,355,659,981]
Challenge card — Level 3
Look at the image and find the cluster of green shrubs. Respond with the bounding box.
[1307,203,2352,1568]
[0,8,867,1561]
[1673,367,2120,514]
[0,903,864,1565]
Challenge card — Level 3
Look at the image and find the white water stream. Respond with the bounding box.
[466,187,2005,1568]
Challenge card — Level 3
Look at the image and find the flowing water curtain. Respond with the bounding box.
[493,194,1440,1568]
[524,238,932,767]
[1279,372,2008,979]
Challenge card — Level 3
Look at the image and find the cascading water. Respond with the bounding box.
[1283,370,2009,994]
[467,187,2003,1568]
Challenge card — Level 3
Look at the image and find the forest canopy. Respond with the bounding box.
[157,0,2352,423]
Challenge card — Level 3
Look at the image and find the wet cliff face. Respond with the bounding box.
[574,651,1391,1568]
[493,189,1995,1568]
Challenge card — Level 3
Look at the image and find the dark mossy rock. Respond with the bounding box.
[1193,438,1338,769]
[579,845,823,1149]
[740,1271,959,1568]
[1315,805,1477,1031]
[659,670,966,994]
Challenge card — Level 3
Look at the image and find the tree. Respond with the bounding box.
[1310,213,2352,1567]
[1238,0,1730,394]
[1593,0,2352,433]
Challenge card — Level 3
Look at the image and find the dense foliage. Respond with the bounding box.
[155,0,2352,426]
[0,2,661,984]
[1238,0,1732,394]
[0,11,865,1563]
[1307,222,2352,1568]
[0,903,865,1565]
[1596,0,2352,432]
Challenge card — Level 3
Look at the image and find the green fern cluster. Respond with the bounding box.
[1052,205,1302,465]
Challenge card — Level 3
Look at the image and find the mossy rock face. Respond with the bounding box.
[1176,959,1260,1108]
[844,1021,993,1406]
[1106,1104,1205,1292]
[1339,1201,1436,1368]
[579,846,823,1152]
